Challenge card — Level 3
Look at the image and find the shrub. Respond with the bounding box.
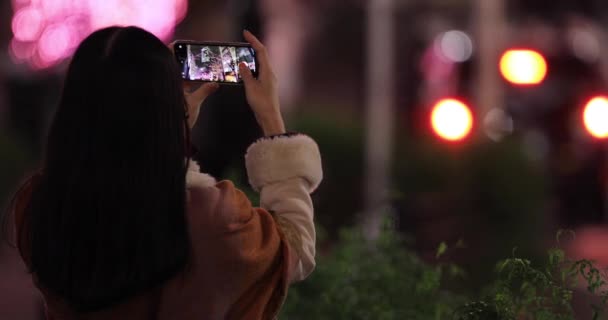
[281,225,608,319]
[455,232,608,320]
[280,222,465,320]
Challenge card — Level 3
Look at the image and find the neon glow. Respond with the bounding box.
[499,49,547,85]
[431,98,474,141]
[583,96,608,139]
[9,0,188,69]
[11,7,44,41]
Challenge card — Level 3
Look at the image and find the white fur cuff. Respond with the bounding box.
[245,134,322,192]
[186,159,217,188]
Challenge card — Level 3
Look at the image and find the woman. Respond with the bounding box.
[5,26,322,319]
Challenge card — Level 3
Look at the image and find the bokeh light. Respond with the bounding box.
[483,108,514,142]
[436,30,473,63]
[38,24,76,64]
[9,38,36,62]
[499,49,547,85]
[431,98,474,141]
[583,96,608,139]
[9,0,188,69]
[11,7,44,41]
[569,28,600,63]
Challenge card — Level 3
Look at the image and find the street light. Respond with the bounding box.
[583,96,608,139]
[431,98,474,142]
[499,49,547,85]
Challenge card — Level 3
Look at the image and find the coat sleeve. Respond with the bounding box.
[244,134,322,282]
[192,180,291,319]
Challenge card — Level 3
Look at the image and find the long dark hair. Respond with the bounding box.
[13,26,191,312]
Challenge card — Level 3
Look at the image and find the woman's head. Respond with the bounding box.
[26,26,190,311]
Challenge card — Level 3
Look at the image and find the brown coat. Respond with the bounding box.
[13,134,322,320]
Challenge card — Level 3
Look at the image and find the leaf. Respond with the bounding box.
[548,248,565,267]
[436,241,448,259]
[497,259,510,274]
[449,264,467,279]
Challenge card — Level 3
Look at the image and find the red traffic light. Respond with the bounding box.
[431,98,474,142]
[583,96,608,139]
[499,49,547,85]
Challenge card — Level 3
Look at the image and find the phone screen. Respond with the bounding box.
[174,42,257,84]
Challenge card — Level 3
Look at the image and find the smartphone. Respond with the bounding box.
[173,41,258,84]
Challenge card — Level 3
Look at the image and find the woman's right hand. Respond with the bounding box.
[239,30,286,136]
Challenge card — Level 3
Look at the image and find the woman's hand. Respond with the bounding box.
[183,82,218,128]
[168,42,219,129]
[239,30,286,136]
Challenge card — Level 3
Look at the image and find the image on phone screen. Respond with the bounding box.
[177,43,257,83]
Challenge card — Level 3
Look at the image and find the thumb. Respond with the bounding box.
[239,62,254,86]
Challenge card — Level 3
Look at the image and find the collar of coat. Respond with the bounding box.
[186,160,217,188]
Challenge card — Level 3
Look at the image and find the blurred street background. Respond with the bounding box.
[1,0,608,318]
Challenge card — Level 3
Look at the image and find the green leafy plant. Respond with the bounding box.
[454,231,608,320]
[281,225,608,320]
[280,221,465,320]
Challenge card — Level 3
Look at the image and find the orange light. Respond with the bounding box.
[499,49,547,85]
[583,96,608,139]
[431,98,473,141]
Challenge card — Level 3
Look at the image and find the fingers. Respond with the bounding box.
[188,82,219,103]
[243,30,264,52]
[183,81,201,94]
[243,30,273,80]
[185,82,219,128]
[239,62,254,86]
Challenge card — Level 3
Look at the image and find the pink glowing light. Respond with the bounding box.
[175,0,188,22]
[87,0,133,30]
[9,38,36,62]
[86,0,186,40]
[9,0,188,70]
[12,7,43,41]
[32,51,54,70]
[135,0,181,40]
[39,24,76,63]
[11,0,31,7]
[39,0,71,19]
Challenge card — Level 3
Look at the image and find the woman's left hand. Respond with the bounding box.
[168,41,219,128]
[183,82,219,128]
